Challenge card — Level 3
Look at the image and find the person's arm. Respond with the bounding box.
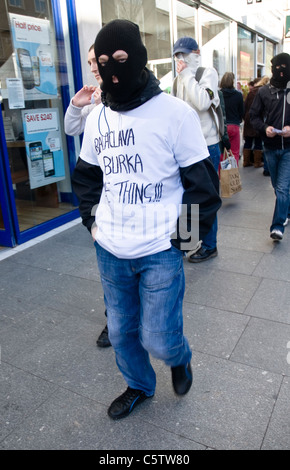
[71,157,103,233]
[182,159,221,238]
[238,92,244,122]
[172,158,221,251]
[64,86,101,136]
[249,90,267,135]
[64,101,93,136]
[178,66,219,111]
[219,90,231,150]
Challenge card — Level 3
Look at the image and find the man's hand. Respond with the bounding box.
[72,85,97,107]
[176,59,187,74]
[91,225,98,240]
[282,125,290,137]
[93,87,102,105]
[266,126,280,138]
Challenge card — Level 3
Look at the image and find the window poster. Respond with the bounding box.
[9,13,57,100]
[22,108,65,189]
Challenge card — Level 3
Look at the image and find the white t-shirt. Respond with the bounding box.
[80,92,209,259]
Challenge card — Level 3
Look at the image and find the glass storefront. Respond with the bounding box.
[0,0,77,246]
[237,25,276,84]
[176,0,196,40]
[199,8,231,81]
[265,40,275,77]
[100,0,173,91]
[237,26,255,84]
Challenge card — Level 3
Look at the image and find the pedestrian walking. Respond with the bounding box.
[250,52,290,241]
[220,72,244,167]
[172,36,221,263]
[72,20,221,419]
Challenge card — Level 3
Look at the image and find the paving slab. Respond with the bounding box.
[184,267,261,314]
[183,302,250,359]
[262,378,290,450]
[0,387,205,450]
[244,278,290,324]
[144,352,282,450]
[0,362,58,442]
[231,317,290,376]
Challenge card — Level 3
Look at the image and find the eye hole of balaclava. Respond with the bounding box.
[94,19,148,102]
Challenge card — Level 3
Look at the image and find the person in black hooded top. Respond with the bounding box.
[71,19,221,420]
[250,52,290,242]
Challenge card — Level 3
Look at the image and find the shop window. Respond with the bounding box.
[34,0,46,14]
[257,35,264,64]
[199,8,231,81]
[0,0,76,235]
[265,40,275,78]
[176,0,196,39]
[100,0,172,91]
[237,26,255,84]
[8,0,24,8]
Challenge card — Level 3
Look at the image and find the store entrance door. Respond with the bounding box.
[0,140,15,247]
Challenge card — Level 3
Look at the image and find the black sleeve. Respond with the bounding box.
[219,90,231,151]
[71,157,103,232]
[171,157,222,251]
[249,90,267,136]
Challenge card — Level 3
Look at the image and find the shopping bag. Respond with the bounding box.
[220,150,242,198]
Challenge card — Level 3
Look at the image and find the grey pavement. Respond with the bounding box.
[0,165,290,451]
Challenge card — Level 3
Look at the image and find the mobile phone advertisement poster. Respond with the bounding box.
[9,13,57,99]
[22,108,65,189]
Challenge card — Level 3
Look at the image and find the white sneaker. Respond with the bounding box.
[270,229,283,241]
[284,218,289,227]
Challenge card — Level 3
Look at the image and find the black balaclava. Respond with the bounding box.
[94,19,148,103]
[270,53,290,89]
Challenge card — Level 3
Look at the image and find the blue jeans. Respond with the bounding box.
[94,242,192,396]
[264,148,290,233]
[202,142,220,250]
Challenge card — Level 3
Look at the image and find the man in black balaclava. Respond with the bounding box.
[94,20,147,104]
[250,52,290,242]
[270,52,290,89]
[72,19,221,420]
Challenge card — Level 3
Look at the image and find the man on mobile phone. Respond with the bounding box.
[171,37,221,264]
[250,52,290,241]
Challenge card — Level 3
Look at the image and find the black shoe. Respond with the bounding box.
[263,170,270,176]
[188,246,217,263]
[108,387,153,420]
[171,363,192,395]
[96,324,111,348]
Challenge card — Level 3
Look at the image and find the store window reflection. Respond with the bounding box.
[100,0,172,91]
[265,40,275,77]
[237,26,255,84]
[176,0,196,39]
[199,8,230,81]
[0,0,75,233]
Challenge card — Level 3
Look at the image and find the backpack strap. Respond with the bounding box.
[196,66,224,138]
[195,67,205,83]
